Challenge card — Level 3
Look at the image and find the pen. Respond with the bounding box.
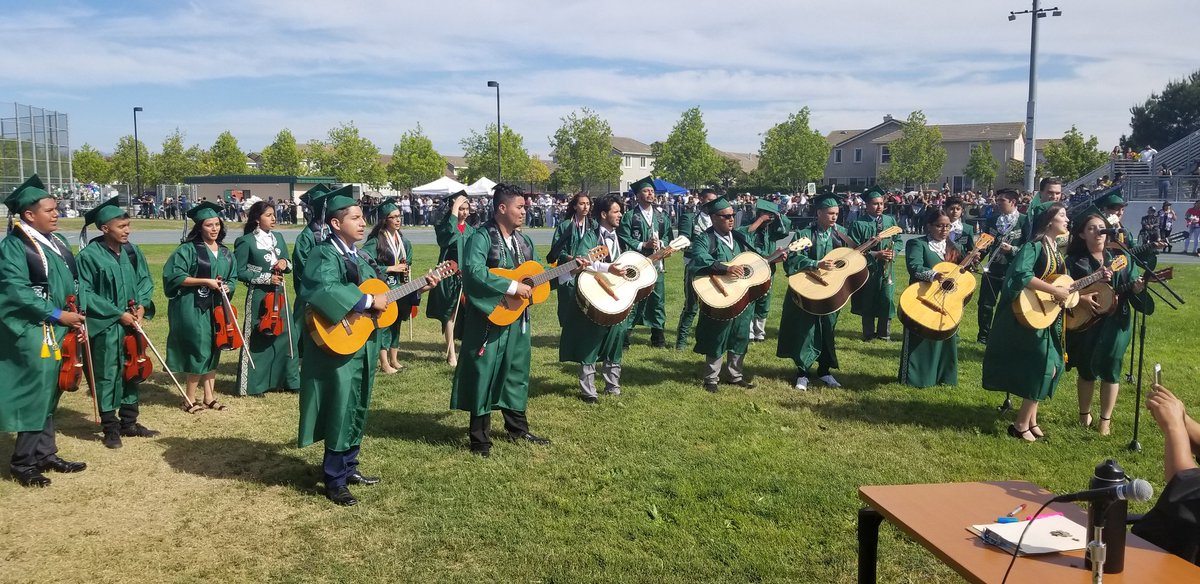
[1006,504,1026,518]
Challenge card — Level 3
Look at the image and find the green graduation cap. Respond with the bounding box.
[629,176,655,193]
[754,198,781,217]
[812,193,842,210]
[84,196,127,228]
[1094,188,1126,210]
[701,194,734,215]
[298,183,332,205]
[187,201,224,223]
[5,174,52,214]
[323,185,358,220]
[862,185,886,201]
[377,198,400,219]
[1069,204,1114,230]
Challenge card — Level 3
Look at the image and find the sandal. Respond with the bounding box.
[182,401,204,414]
[204,400,227,411]
[1079,411,1093,428]
[1029,424,1046,438]
[1098,416,1112,436]
[1007,424,1037,443]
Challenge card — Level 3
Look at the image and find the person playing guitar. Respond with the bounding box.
[898,208,965,388]
[77,196,159,448]
[976,189,1028,344]
[847,185,901,341]
[233,201,299,396]
[777,191,849,391]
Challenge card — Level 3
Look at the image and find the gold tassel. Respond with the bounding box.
[41,342,50,359]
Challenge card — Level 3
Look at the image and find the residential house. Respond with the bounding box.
[611,136,655,192]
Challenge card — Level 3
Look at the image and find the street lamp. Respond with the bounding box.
[133,106,144,207]
[1008,1,1061,193]
[486,81,501,181]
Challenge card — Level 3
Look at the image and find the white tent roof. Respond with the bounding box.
[466,177,497,197]
[411,176,468,196]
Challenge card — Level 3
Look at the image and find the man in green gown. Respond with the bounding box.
[848,185,900,341]
[77,197,159,448]
[675,189,717,350]
[692,196,777,392]
[777,193,850,390]
[290,184,332,359]
[744,197,792,342]
[976,189,1028,344]
[1,175,88,487]
[297,188,439,506]
[618,176,674,348]
[452,184,552,457]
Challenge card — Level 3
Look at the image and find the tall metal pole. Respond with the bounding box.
[133,106,143,207]
[1022,0,1039,194]
[487,81,501,182]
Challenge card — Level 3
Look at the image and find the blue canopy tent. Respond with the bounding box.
[652,178,688,195]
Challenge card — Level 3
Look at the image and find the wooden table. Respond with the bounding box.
[857,480,1200,583]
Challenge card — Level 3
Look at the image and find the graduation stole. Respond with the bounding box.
[630,206,665,242]
[192,240,231,310]
[12,220,68,359]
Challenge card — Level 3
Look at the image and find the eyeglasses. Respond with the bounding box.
[930,224,952,230]
[715,213,736,219]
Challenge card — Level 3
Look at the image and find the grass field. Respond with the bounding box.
[1,243,1197,583]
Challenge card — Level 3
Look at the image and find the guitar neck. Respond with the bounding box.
[1069,269,1110,293]
[383,275,429,305]
[647,247,675,263]
[530,261,580,287]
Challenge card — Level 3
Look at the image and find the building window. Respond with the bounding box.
[854,148,863,163]
[880,146,891,164]
[834,149,843,163]
[640,156,646,168]
[624,155,631,168]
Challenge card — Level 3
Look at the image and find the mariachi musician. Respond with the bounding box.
[164,201,237,413]
[899,208,963,388]
[77,196,159,448]
[848,185,901,341]
[233,201,298,396]
[743,197,792,342]
[361,197,417,374]
[618,176,674,348]
[0,175,89,487]
[290,183,332,357]
[975,188,1028,344]
[427,191,475,367]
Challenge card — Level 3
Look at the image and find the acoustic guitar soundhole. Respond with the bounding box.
[833,260,846,269]
[740,266,754,279]
[940,280,956,292]
[623,266,639,280]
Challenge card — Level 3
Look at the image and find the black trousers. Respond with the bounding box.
[322,445,361,489]
[99,403,141,433]
[10,415,59,475]
[468,409,529,452]
[977,274,1003,339]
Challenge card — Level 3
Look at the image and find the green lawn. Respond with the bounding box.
[1,243,1197,583]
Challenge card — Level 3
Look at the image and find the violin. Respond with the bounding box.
[57,295,85,392]
[213,278,243,351]
[257,268,286,337]
[122,300,153,383]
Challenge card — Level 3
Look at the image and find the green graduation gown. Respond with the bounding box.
[291,225,321,351]
[426,214,475,325]
[898,237,960,388]
[78,239,157,411]
[848,214,901,319]
[1064,250,1153,383]
[618,204,673,329]
[548,218,595,329]
[163,241,237,375]
[0,231,81,432]
[451,224,537,416]
[557,226,628,365]
[692,228,755,358]
[361,232,416,350]
[776,224,849,371]
[296,241,381,451]
[746,216,792,321]
[981,240,1065,400]
[233,230,299,395]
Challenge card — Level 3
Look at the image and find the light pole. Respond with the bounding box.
[486,81,501,181]
[133,106,144,207]
[1008,1,1062,193]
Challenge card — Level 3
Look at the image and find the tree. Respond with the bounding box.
[459,124,532,184]
[756,107,831,189]
[1042,126,1109,183]
[209,131,247,175]
[110,135,154,187]
[154,128,200,184]
[962,143,998,191]
[548,108,621,192]
[303,139,332,175]
[651,107,722,189]
[877,110,946,189]
[1127,69,1200,150]
[186,144,213,176]
[386,124,446,190]
[525,156,551,190]
[322,122,386,188]
[72,143,111,184]
[1005,158,1025,187]
[716,156,747,189]
[260,129,303,175]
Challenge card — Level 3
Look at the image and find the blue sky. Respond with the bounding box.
[2,0,1195,158]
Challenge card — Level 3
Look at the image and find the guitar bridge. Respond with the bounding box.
[918,297,949,315]
[806,271,829,286]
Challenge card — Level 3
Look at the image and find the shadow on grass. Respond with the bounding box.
[158,436,317,488]
[366,408,462,445]
[787,395,999,433]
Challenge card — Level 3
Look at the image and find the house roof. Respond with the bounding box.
[716,149,759,173]
[825,128,870,147]
[610,136,653,155]
[871,122,1025,144]
[1034,138,1062,150]
[443,155,467,167]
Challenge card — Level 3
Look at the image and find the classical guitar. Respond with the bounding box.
[308,261,458,355]
[692,237,812,321]
[575,236,691,326]
[487,246,608,326]
[788,225,903,315]
[1013,255,1127,330]
[1065,266,1173,331]
[1108,230,1185,256]
[898,233,994,341]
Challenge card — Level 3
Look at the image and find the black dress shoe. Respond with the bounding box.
[120,423,160,438]
[508,431,551,445]
[726,379,756,389]
[347,472,381,486]
[704,382,719,393]
[470,449,491,458]
[14,469,51,487]
[102,430,123,449]
[579,395,598,405]
[38,457,87,473]
[325,486,358,506]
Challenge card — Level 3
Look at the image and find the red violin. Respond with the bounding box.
[57,295,86,393]
[213,278,243,351]
[123,300,153,383]
[257,269,286,337]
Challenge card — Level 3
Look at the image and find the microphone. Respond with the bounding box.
[1051,479,1153,503]
[1100,228,1120,238]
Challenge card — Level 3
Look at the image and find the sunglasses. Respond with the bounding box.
[715,213,736,219]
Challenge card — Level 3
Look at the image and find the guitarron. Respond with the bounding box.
[788,225,903,315]
[575,236,691,326]
[1013,255,1126,330]
[691,237,812,321]
[897,233,994,340]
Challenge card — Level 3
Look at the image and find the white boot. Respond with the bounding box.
[819,374,842,388]
[794,376,809,391]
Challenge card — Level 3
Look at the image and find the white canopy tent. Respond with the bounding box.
[465,177,497,197]
[411,176,468,196]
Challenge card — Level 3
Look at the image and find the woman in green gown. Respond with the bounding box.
[981,203,1073,441]
[164,202,237,412]
[899,208,962,388]
[547,193,593,328]
[1065,213,1152,435]
[426,193,474,366]
[233,201,298,396]
[361,199,415,374]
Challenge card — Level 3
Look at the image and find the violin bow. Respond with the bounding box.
[78,317,101,424]
[132,321,194,408]
[217,280,255,369]
[277,269,295,359]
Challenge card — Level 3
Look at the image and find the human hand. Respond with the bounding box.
[118,312,137,327]
[728,265,747,278]
[59,311,85,329]
[273,259,288,271]
[1132,279,1146,294]
[513,283,533,300]
[1052,288,1070,304]
[371,294,389,311]
[817,259,836,271]
[205,279,223,290]
[1083,293,1102,312]
[270,274,284,285]
[607,264,625,276]
[1147,384,1187,431]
